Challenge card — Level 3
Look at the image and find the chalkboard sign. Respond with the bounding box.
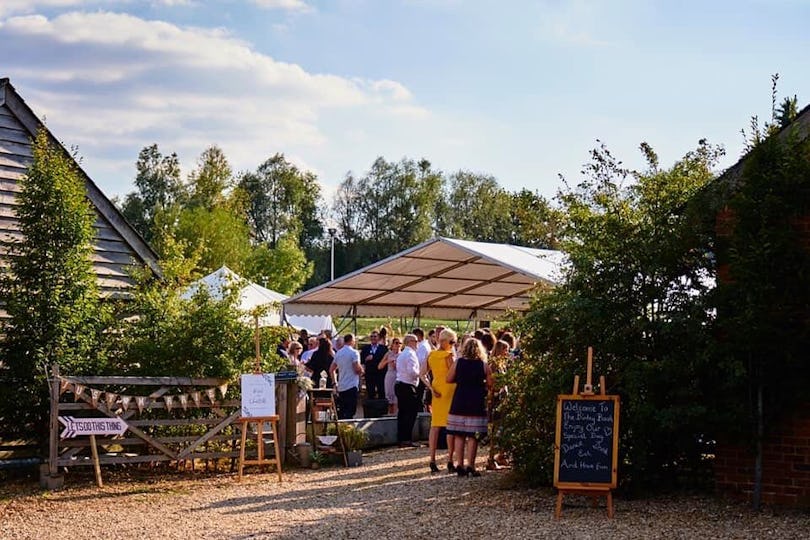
[240,373,276,418]
[554,394,620,489]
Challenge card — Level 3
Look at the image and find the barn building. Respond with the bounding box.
[0,77,160,317]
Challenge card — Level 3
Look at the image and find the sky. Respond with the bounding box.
[1,0,808,203]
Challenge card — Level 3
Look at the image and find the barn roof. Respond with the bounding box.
[0,78,161,299]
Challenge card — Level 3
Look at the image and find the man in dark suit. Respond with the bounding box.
[360,330,388,400]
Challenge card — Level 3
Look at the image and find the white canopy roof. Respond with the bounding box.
[181,266,287,326]
[283,237,565,320]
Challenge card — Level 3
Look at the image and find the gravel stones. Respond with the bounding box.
[1,447,808,539]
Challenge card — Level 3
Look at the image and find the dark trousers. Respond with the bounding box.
[337,387,358,420]
[395,382,419,443]
[366,370,386,400]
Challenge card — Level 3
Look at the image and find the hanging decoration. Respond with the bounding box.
[55,379,234,416]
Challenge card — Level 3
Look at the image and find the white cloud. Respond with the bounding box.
[0,10,429,196]
[250,0,313,13]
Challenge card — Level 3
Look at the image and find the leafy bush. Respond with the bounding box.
[499,141,722,493]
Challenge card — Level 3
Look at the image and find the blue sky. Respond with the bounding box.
[1,0,808,203]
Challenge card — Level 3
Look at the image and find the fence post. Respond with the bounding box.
[40,363,64,489]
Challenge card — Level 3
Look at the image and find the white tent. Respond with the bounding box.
[181,266,287,326]
[181,266,335,332]
[283,237,566,320]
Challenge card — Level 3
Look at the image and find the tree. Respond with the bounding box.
[500,139,724,492]
[187,145,232,210]
[332,157,442,273]
[439,171,513,243]
[119,144,184,242]
[238,154,323,249]
[510,189,562,248]
[175,206,253,274]
[0,131,109,441]
[244,234,314,295]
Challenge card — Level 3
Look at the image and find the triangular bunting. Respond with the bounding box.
[120,395,132,412]
[178,394,188,410]
[164,395,174,412]
[59,379,71,395]
[218,383,229,399]
[90,388,102,408]
[73,384,85,402]
[191,391,201,408]
[205,388,217,404]
[135,396,148,414]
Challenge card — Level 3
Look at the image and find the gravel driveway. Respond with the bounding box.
[1,447,808,539]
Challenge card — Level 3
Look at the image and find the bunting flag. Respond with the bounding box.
[104,392,118,410]
[58,382,229,413]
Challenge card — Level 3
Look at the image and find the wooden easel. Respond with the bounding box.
[554,347,616,519]
[237,415,283,482]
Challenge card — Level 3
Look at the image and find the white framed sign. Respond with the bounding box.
[240,373,276,417]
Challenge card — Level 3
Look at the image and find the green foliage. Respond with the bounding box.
[187,145,232,210]
[500,140,723,492]
[438,171,513,243]
[0,130,109,440]
[509,189,562,249]
[238,153,323,249]
[119,144,184,243]
[244,234,314,295]
[712,123,810,439]
[337,424,368,451]
[175,206,253,274]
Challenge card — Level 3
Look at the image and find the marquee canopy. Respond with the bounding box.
[283,237,565,320]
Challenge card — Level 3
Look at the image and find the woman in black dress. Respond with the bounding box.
[446,338,493,477]
[306,337,335,388]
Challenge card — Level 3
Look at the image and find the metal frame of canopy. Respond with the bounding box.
[282,237,565,333]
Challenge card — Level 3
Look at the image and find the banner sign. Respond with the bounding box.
[59,416,128,439]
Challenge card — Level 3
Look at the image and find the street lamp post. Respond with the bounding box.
[328,227,337,281]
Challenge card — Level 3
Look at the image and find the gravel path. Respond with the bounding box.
[1,447,808,539]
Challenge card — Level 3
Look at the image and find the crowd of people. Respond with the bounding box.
[277,325,518,476]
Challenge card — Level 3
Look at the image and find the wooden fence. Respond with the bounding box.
[44,365,302,487]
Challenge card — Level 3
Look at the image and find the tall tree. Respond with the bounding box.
[187,145,232,210]
[439,171,513,243]
[120,144,184,242]
[0,131,108,441]
[510,188,562,248]
[244,234,314,295]
[175,206,253,274]
[238,153,323,249]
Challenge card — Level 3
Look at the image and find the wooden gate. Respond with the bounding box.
[45,365,265,486]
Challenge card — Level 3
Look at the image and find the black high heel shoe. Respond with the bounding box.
[447,462,456,473]
[466,467,481,477]
[456,466,467,477]
[429,461,439,473]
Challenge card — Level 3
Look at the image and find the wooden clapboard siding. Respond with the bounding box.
[0,78,161,315]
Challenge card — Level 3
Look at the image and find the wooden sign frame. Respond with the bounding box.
[553,393,620,490]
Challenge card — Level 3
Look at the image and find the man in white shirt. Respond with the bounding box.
[301,336,318,364]
[330,333,363,420]
[395,334,421,447]
[413,328,432,412]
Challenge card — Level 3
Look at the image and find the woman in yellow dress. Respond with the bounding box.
[421,328,458,473]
